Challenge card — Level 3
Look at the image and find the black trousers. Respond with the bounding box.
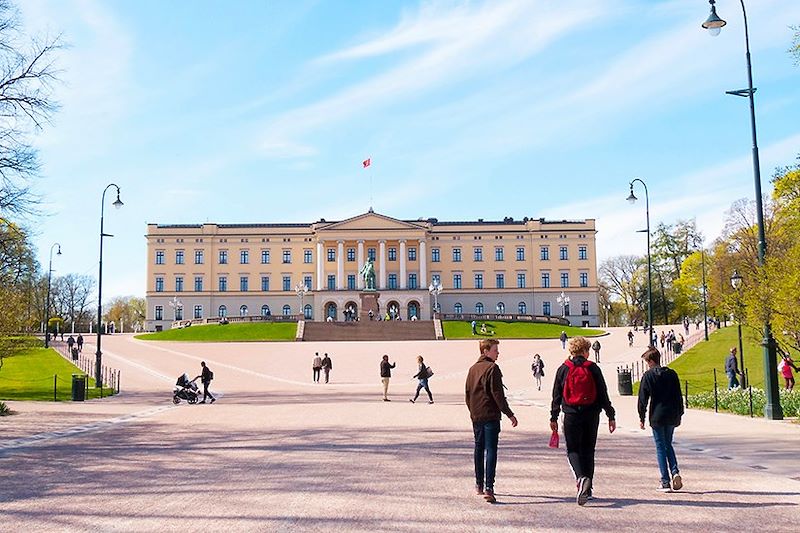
[202,380,214,401]
[563,409,600,481]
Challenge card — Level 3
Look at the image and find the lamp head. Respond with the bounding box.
[730,269,743,290]
[113,190,124,209]
[702,0,726,36]
[626,185,637,204]
[56,244,62,256]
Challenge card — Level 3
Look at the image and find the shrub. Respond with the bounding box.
[688,387,800,417]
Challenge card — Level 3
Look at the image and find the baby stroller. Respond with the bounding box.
[173,373,200,404]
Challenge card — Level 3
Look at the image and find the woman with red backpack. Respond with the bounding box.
[549,337,616,506]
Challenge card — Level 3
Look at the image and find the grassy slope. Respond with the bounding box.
[135,322,297,342]
[0,347,115,401]
[442,321,603,339]
[667,326,772,394]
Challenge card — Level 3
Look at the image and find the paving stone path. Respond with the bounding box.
[2,327,798,532]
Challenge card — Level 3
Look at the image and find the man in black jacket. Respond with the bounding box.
[465,339,518,503]
[379,354,396,401]
[195,361,215,404]
[550,336,615,506]
[638,347,684,492]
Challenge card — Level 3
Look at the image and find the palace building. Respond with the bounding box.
[145,210,599,331]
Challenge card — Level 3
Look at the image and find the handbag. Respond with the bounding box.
[548,430,559,448]
[425,366,434,378]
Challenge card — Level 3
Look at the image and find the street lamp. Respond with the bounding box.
[96,184,123,388]
[556,291,570,319]
[627,178,654,347]
[44,243,62,348]
[701,0,782,419]
[731,269,746,388]
[694,237,710,342]
[295,284,309,319]
[168,296,183,322]
[428,281,443,318]
[604,303,611,328]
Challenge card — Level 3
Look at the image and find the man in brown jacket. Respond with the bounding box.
[465,339,518,503]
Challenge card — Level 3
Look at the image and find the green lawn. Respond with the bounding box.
[136,321,297,342]
[442,321,603,339]
[0,347,116,401]
[666,325,791,394]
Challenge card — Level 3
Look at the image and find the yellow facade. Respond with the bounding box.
[145,211,598,330]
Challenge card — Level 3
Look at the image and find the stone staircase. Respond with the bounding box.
[302,320,437,342]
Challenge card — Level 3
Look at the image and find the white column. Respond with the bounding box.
[337,240,344,290]
[316,241,324,291]
[379,240,387,290]
[357,240,365,289]
[399,240,407,289]
[419,240,427,287]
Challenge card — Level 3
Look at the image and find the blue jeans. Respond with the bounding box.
[727,371,739,389]
[651,425,679,484]
[413,379,433,402]
[473,420,500,491]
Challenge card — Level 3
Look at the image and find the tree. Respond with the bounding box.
[791,25,799,65]
[104,296,146,332]
[0,218,38,372]
[599,255,646,325]
[51,273,95,332]
[0,0,62,217]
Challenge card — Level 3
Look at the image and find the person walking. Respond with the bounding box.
[410,355,434,404]
[380,355,396,401]
[321,353,332,384]
[67,335,75,352]
[465,339,518,503]
[471,320,477,335]
[550,336,616,506]
[627,330,634,347]
[725,348,741,389]
[591,340,601,362]
[312,352,322,383]
[531,354,545,391]
[559,331,568,350]
[638,347,684,492]
[194,361,216,404]
[77,334,84,353]
[779,353,799,391]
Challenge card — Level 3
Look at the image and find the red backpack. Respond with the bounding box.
[563,359,596,406]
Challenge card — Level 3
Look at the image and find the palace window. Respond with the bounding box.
[282,250,291,264]
[261,276,269,291]
[194,276,203,291]
[474,273,483,289]
[543,302,551,316]
[175,250,184,264]
[579,246,588,260]
[580,272,588,287]
[454,303,463,314]
[516,247,525,261]
[240,250,249,264]
[262,250,271,264]
[219,250,228,264]
[282,276,291,291]
[327,248,336,262]
[155,277,164,292]
[327,275,336,290]
[496,273,504,288]
[540,246,549,261]
[408,273,418,289]
[408,247,417,261]
[495,247,504,261]
[518,301,527,314]
[475,302,484,314]
[474,247,483,262]
[240,276,248,292]
[560,246,568,260]
[431,248,440,262]
[155,306,163,320]
[347,274,356,290]
[388,274,397,289]
[218,305,227,318]
[175,276,183,292]
[368,248,376,261]
[347,248,356,261]
[517,273,526,288]
[194,250,204,264]
[453,274,462,289]
[561,272,569,288]
[219,277,227,292]
[155,251,165,265]
[193,305,202,319]
[240,305,248,316]
[453,248,462,262]
[541,272,550,288]
[581,301,589,316]
[388,248,397,261]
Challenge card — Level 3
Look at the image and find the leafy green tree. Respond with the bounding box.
[104,296,146,332]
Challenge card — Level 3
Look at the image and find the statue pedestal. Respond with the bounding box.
[360,291,380,321]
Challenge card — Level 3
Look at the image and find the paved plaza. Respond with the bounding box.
[2,327,799,532]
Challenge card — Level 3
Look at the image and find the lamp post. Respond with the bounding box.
[168,296,183,322]
[627,178,654,347]
[701,0,782,419]
[556,291,570,319]
[428,281,442,318]
[694,237,710,342]
[44,243,62,348]
[96,184,123,388]
[604,303,611,328]
[731,269,746,388]
[295,284,309,319]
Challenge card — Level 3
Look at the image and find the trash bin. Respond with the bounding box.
[71,374,86,401]
[673,342,682,355]
[617,369,633,396]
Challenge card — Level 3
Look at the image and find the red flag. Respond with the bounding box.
[362,158,371,168]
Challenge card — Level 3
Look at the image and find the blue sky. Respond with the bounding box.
[21,0,800,300]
